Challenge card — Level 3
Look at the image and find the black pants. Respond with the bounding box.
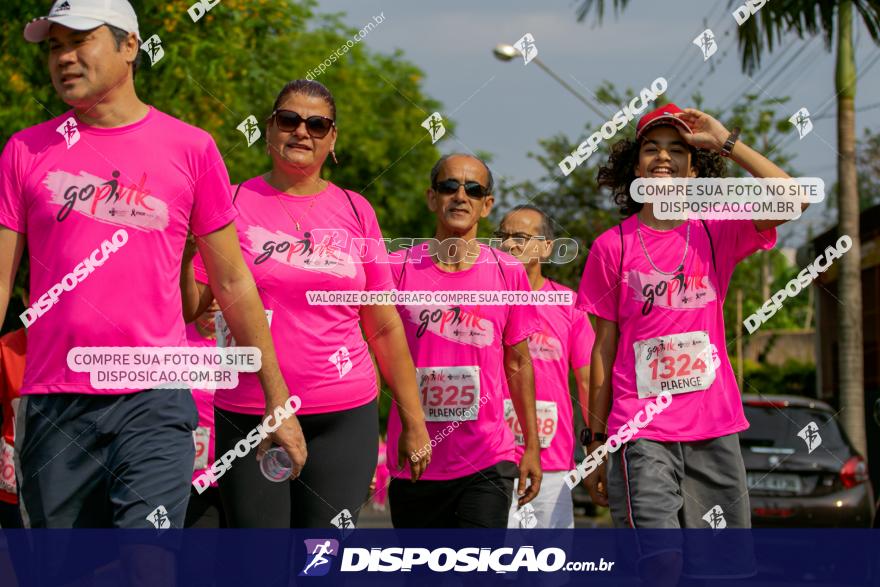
[0,501,22,528]
[389,460,518,528]
[184,486,226,528]
[214,400,378,528]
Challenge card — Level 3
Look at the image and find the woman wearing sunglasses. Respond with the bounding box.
[182,79,430,528]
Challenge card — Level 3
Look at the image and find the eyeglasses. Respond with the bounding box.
[433,178,490,199]
[268,110,335,138]
[492,231,546,242]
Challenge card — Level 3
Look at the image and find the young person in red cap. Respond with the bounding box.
[577,104,806,576]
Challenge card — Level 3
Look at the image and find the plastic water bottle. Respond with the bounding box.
[260,447,293,482]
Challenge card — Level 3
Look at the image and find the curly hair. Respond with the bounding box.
[597,137,727,217]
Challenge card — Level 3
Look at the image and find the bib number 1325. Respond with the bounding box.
[416,366,480,422]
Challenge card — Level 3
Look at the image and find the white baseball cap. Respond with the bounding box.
[24,0,141,43]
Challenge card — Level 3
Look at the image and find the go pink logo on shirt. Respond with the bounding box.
[628,269,716,315]
[43,169,169,231]
[406,305,495,347]
[528,330,562,361]
[245,225,356,277]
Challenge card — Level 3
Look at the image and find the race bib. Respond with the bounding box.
[416,366,480,422]
[215,309,273,348]
[0,438,15,494]
[503,399,558,448]
[634,330,716,399]
[193,426,211,471]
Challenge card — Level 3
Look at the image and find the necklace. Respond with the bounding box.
[268,175,325,231]
[636,217,690,275]
[275,195,317,231]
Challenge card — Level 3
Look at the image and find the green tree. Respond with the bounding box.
[574,0,880,453]
[855,127,880,209]
[1,0,448,332]
[1,0,442,236]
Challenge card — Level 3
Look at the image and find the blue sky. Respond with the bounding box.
[316,0,880,247]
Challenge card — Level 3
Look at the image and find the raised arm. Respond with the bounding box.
[676,108,808,232]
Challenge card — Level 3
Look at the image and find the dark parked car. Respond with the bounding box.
[741,395,875,527]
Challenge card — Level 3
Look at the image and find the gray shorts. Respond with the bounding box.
[16,388,198,529]
[606,433,755,578]
[607,433,751,529]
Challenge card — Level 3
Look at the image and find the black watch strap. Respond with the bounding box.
[721,127,740,157]
[580,428,608,445]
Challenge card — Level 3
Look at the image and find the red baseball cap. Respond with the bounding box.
[636,103,692,140]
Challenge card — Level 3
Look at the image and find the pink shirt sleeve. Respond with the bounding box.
[0,138,25,233]
[502,262,541,346]
[576,227,623,322]
[705,219,777,288]
[707,219,776,265]
[355,196,394,292]
[569,310,594,369]
[189,138,236,237]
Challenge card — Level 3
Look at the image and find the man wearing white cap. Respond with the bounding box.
[0,0,307,533]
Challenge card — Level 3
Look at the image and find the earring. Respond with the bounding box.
[331,150,338,164]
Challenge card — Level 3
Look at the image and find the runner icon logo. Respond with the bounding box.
[702,505,727,530]
[56,117,80,149]
[514,503,538,528]
[513,33,538,65]
[140,34,165,66]
[693,29,717,61]
[421,112,445,144]
[328,346,353,378]
[331,509,355,530]
[797,421,822,453]
[146,505,171,529]
[300,539,340,577]
[789,107,813,139]
[237,115,261,146]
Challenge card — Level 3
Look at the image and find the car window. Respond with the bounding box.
[742,406,847,450]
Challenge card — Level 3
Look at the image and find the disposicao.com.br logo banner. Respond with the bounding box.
[299,539,613,575]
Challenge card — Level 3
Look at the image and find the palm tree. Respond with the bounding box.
[575,0,880,453]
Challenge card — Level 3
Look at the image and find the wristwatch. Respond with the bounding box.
[720,127,741,157]
[579,428,608,446]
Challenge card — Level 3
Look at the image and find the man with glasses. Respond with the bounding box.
[0,0,306,538]
[384,153,543,527]
[495,205,594,528]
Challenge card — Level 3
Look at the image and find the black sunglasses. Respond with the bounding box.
[268,110,335,138]
[433,179,490,199]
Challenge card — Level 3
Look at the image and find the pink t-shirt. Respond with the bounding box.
[185,322,217,484]
[577,216,776,442]
[385,243,541,481]
[0,108,236,395]
[194,177,393,415]
[504,279,594,471]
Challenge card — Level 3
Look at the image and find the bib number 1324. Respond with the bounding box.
[633,330,716,399]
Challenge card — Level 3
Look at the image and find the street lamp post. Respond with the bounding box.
[493,43,608,120]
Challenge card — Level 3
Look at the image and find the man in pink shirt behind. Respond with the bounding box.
[0,0,305,550]
[386,153,543,527]
[496,205,595,529]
